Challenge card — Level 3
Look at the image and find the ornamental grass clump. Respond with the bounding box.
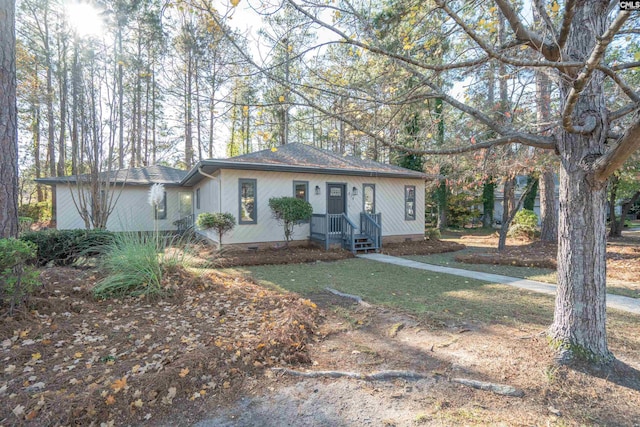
[92,232,164,299]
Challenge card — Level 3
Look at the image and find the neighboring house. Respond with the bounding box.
[38,144,431,252]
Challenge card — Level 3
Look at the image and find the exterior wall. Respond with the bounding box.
[56,184,189,232]
[196,169,425,245]
[192,171,220,222]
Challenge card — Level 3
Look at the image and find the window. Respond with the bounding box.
[155,191,167,220]
[293,181,308,201]
[195,188,200,210]
[363,184,375,214]
[239,179,257,224]
[179,192,192,218]
[405,185,416,220]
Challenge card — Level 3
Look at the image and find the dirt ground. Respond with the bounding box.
[2,236,640,426]
[180,291,640,427]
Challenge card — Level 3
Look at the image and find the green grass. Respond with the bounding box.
[225,258,640,354]
[227,258,555,327]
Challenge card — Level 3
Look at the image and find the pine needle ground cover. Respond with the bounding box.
[0,267,318,425]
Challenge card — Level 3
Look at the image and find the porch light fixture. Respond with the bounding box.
[352,186,358,196]
[315,185,321,195]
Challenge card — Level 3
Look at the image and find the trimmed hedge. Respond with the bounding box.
[21,229,116,266]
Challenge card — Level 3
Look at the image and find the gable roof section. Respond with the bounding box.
[182,143,430,186]
[36,165,188,186]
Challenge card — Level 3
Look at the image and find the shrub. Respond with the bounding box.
[21,229,115,266]
[0,238,40,313]
[508,209,539,239]
[93,232,164,299]
[268,197,313,244]
[197,212,236,246]
[425,228,441,240]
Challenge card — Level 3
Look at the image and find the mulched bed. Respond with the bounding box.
[453,239,640,283]
[191,239,465,268]
[195,245,355,268]
[0,267,319,426]
[455,241,558,269]
[381,239,465,256]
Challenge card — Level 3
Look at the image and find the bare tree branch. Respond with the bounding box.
[531,0,558,43]
[612,61,640,71]
[598,65,640,103]
[561,10,631,134]
[433,0,583,70]
[494,0,560,60]
[557,0,577,49]
[610,102,640,121]
[595,115,640,181]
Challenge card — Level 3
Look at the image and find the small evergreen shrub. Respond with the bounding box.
[508,209,539,239]
[197,212,236,245]
[268,197,313,244]
[93,232,164,299]
[425,228,441,240]
[21,229,115,266]
[0,238,40,313]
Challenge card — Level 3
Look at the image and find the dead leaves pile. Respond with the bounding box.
[1,267,319,425]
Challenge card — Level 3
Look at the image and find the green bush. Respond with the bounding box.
[21,229,115,266]
[0,238,40,313]
[447,192,481,228]
[508,209,539,239]
[197,212,236,246]
[268,197,313,244]
[93,232,164,299]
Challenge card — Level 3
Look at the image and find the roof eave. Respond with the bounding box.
[181,160,430,185]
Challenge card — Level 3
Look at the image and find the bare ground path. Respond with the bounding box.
[358,253,640,315]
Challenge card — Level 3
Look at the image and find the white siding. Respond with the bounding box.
[206,170,424,245]
[55,185,188,232]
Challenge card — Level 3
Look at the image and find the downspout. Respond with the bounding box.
[197,166,222,214]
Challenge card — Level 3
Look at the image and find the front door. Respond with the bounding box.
[327,184,346,233]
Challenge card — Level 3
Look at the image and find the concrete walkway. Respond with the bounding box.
[357,253,640,315]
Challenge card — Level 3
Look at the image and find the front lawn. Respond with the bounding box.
[231,258,640,356]
[230,258,555,328]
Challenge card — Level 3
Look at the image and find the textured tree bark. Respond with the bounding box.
[0,0,19,238]
[539,168,558,243]
[549,0,611,362]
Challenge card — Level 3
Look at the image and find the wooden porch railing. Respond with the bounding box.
[360,212,382,251]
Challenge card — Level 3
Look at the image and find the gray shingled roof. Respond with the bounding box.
[36,165,188,186]
[182,143,430,186]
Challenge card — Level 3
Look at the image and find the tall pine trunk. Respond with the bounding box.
[549,0,611,362]
[0,0,19,238]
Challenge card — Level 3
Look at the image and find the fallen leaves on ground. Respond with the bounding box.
[0,266,319,425]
